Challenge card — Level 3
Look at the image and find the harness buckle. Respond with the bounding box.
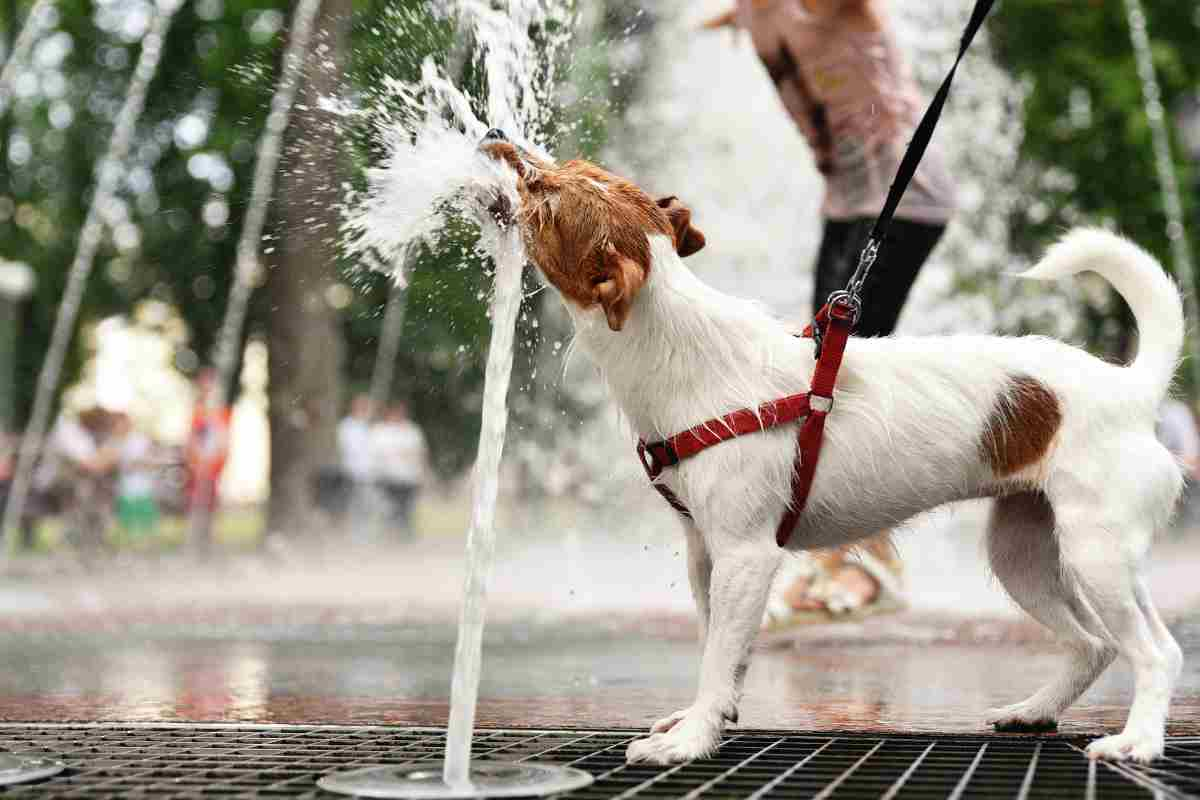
[637,439,678,479]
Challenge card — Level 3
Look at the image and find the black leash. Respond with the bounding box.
[831,0,997,322]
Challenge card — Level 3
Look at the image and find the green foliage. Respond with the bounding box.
[3,0,291,422]
[991,1,1200,362]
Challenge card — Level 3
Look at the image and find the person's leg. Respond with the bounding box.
[19,488,42,550]
[396,484,417,539]
[854,219,947,337]
[187,477,218,555]
[382,483,406,528]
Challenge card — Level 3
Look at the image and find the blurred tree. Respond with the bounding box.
[991,1,1199,367]
[264,0,351,537]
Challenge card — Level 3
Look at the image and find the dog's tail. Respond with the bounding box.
[1020,228,1183,399]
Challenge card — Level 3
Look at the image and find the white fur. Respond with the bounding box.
[554,229,1184,765]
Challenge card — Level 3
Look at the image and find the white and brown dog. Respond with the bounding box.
[480,130,1185,765]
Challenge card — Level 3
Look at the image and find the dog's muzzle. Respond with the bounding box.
[479,128,516,225]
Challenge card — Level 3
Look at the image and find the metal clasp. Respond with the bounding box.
[637,439,678,479]
[846,236,880,300]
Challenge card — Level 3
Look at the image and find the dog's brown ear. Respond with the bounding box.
[656,196,706,257]
[594,244,647,332]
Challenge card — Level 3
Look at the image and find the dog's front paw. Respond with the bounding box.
[986,702,1058,732]
[1086,732,1164,764]
[626,713,722,765]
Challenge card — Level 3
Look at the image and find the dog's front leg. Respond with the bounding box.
[685,523,713,647]
[627,535,780,765]
[647,523,714,737]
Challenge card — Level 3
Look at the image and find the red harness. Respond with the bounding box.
[636,298,856,547]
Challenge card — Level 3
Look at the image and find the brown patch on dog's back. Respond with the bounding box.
[981,375,1062,477]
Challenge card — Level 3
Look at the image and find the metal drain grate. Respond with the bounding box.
[0,724,1191,799]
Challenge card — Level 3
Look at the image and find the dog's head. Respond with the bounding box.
[479,128,705,331]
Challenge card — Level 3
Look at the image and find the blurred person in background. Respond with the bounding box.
[23,439,64,552]
[705,0,956,625]
[316,393,375,522]
[338,394,375,485]
[0,432,12,518]
[46,407,117,553]
[111,413,161,543]
[1158,398,1200,528]
[185,368,231,553]
[369,402,427,539]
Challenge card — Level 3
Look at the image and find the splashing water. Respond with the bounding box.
[339,0,574,791]
[343,96,521,281]
[342,0,569,282]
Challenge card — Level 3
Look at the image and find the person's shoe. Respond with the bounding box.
[761,550,906,634]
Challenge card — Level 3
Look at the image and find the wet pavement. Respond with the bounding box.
[0,502,1197,740]
[0,527,1190,743]
[0,615,1199,737]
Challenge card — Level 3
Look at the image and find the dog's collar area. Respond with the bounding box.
[636,298,856,545]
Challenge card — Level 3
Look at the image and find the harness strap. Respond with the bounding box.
[774,298,854,546]
[637,439,693,518]
[637,297,854,546]
[638,393,814,517]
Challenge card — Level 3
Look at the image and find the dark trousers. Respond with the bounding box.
[313,467,353,518]
[812,217,947,337]
[380,482,417,533]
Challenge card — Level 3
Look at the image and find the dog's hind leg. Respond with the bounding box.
[1050,504,1175,762]
[985,491,1116,732]
[1134,577,1183,688]
[627,530,780,765]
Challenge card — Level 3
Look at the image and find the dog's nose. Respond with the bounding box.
[482,128,508,143]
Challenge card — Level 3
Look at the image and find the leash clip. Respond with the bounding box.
[812,290,861,361]
[845,236,880,302]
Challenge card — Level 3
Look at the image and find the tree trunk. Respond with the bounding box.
[265,0,351,537]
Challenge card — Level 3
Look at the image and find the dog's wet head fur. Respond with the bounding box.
[481,139,705,331]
